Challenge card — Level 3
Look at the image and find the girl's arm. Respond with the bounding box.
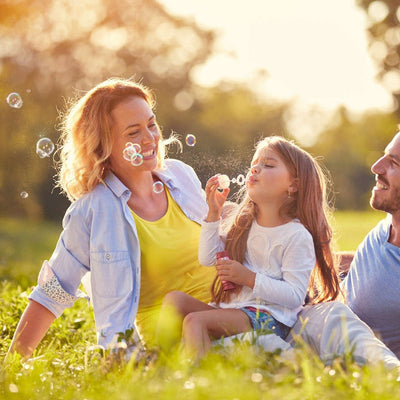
[7,300,56,359]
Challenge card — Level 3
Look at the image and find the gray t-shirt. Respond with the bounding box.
[342,215,400,357]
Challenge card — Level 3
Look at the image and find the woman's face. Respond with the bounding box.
[109,96,161,178]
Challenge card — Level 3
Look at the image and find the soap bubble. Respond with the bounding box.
[152,181,164,194]
[7,92,23,109]
[123,145,137,161]
[131,153,143,167]
[217,174,230,190]
[131,143,141,154]
[236,174,245,186]
[36,138,55,158]
[185,134,196,147]
[231,177,237,184]
[20,191,29,199]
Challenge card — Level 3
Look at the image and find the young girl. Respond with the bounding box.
[160,136,340,358]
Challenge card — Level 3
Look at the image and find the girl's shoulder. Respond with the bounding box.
[284,219,314,241]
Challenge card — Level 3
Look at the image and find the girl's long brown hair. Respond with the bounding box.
[211,136,340,305]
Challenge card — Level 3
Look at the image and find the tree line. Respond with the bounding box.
[0,0,399,219]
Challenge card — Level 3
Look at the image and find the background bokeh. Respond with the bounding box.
[1,0,399,220]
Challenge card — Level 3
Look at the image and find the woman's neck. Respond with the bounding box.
[115,170,155,198]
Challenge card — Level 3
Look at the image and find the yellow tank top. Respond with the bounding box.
[132,187,215,344]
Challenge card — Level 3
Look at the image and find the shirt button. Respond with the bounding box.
[105,253,111,261]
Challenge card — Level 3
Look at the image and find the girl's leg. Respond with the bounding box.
[182,308,252,359]
[156,291,214,349]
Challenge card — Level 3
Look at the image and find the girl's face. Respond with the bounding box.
[109,96,161,178]
[246,146,295,205]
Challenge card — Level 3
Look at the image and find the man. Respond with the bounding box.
[342,131,400,358]
[288,132,400,369]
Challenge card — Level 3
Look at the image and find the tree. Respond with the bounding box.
[357,0,400,115]
[0,0,216,219]
[311,107,398,209]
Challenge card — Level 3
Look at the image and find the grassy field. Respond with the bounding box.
[0,213,398,399]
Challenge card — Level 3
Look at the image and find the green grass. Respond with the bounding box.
[0,214,398,400]
[333,209,387,251]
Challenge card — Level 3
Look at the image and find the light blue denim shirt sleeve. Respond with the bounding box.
[29,158,208,347]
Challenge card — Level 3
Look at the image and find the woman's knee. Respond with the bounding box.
[162,291,188,308]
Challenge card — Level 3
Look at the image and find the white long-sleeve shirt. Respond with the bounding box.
[198,218,316,327]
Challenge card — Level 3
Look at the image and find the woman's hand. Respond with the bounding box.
[216,259,256,289]
[205,174,230,222]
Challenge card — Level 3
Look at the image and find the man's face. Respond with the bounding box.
[370,132,400,216]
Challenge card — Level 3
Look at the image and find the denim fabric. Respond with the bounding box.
[241,307,291,340]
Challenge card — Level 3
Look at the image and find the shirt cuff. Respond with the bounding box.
[29,261,89,317]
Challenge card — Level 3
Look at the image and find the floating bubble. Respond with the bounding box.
[131,143,141,153]
[152,181,164,194]
[123,145,137,161]
[217,174,230,190]
[185,134,196,147]
[20,191,29,199]
[36,137,55,158]
[131,153,144,167]
[7,92,23,109]
[236,174,245,186]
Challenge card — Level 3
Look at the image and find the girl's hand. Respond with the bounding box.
[205,174,230,222]
[216,259,256,289]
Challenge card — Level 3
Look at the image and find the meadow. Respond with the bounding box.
[0,211,398,400]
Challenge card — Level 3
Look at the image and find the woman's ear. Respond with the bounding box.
[289,178,299,193]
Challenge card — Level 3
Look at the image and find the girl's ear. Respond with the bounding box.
[289,178,299,193]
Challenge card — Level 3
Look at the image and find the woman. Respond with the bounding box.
[8,77,215,356]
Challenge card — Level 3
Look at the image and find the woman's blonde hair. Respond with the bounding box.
[56,77,169,201]
[211,136,340,305]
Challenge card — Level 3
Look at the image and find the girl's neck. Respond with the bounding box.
[255,203,291,227]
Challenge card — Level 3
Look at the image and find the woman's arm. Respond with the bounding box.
[8,300,56,359]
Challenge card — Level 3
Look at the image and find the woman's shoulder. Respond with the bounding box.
[160,158,199,181]
[65,181,117,216]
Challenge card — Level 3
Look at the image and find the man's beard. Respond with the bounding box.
[370,185,400,214]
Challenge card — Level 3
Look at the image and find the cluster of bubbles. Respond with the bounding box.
[36,137,55,158]
[6,92,23,109]
[123,143,164,194]
[123,143,144,166]
[217,173,246,190]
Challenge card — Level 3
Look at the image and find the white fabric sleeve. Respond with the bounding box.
[253,229,315,309]
[198,219,225,266]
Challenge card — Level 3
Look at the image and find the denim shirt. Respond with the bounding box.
[29,159,208,347]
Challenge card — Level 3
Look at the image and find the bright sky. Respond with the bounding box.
[159,0,394,127]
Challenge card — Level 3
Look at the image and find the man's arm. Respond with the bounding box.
[337,251,355,276]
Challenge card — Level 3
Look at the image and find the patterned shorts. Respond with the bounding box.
[240,306,291,340]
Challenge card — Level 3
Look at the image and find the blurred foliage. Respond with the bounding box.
[1,0,400,220]
[357,0,400,115]
[310,107,399,209]
[0,0,292,219]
